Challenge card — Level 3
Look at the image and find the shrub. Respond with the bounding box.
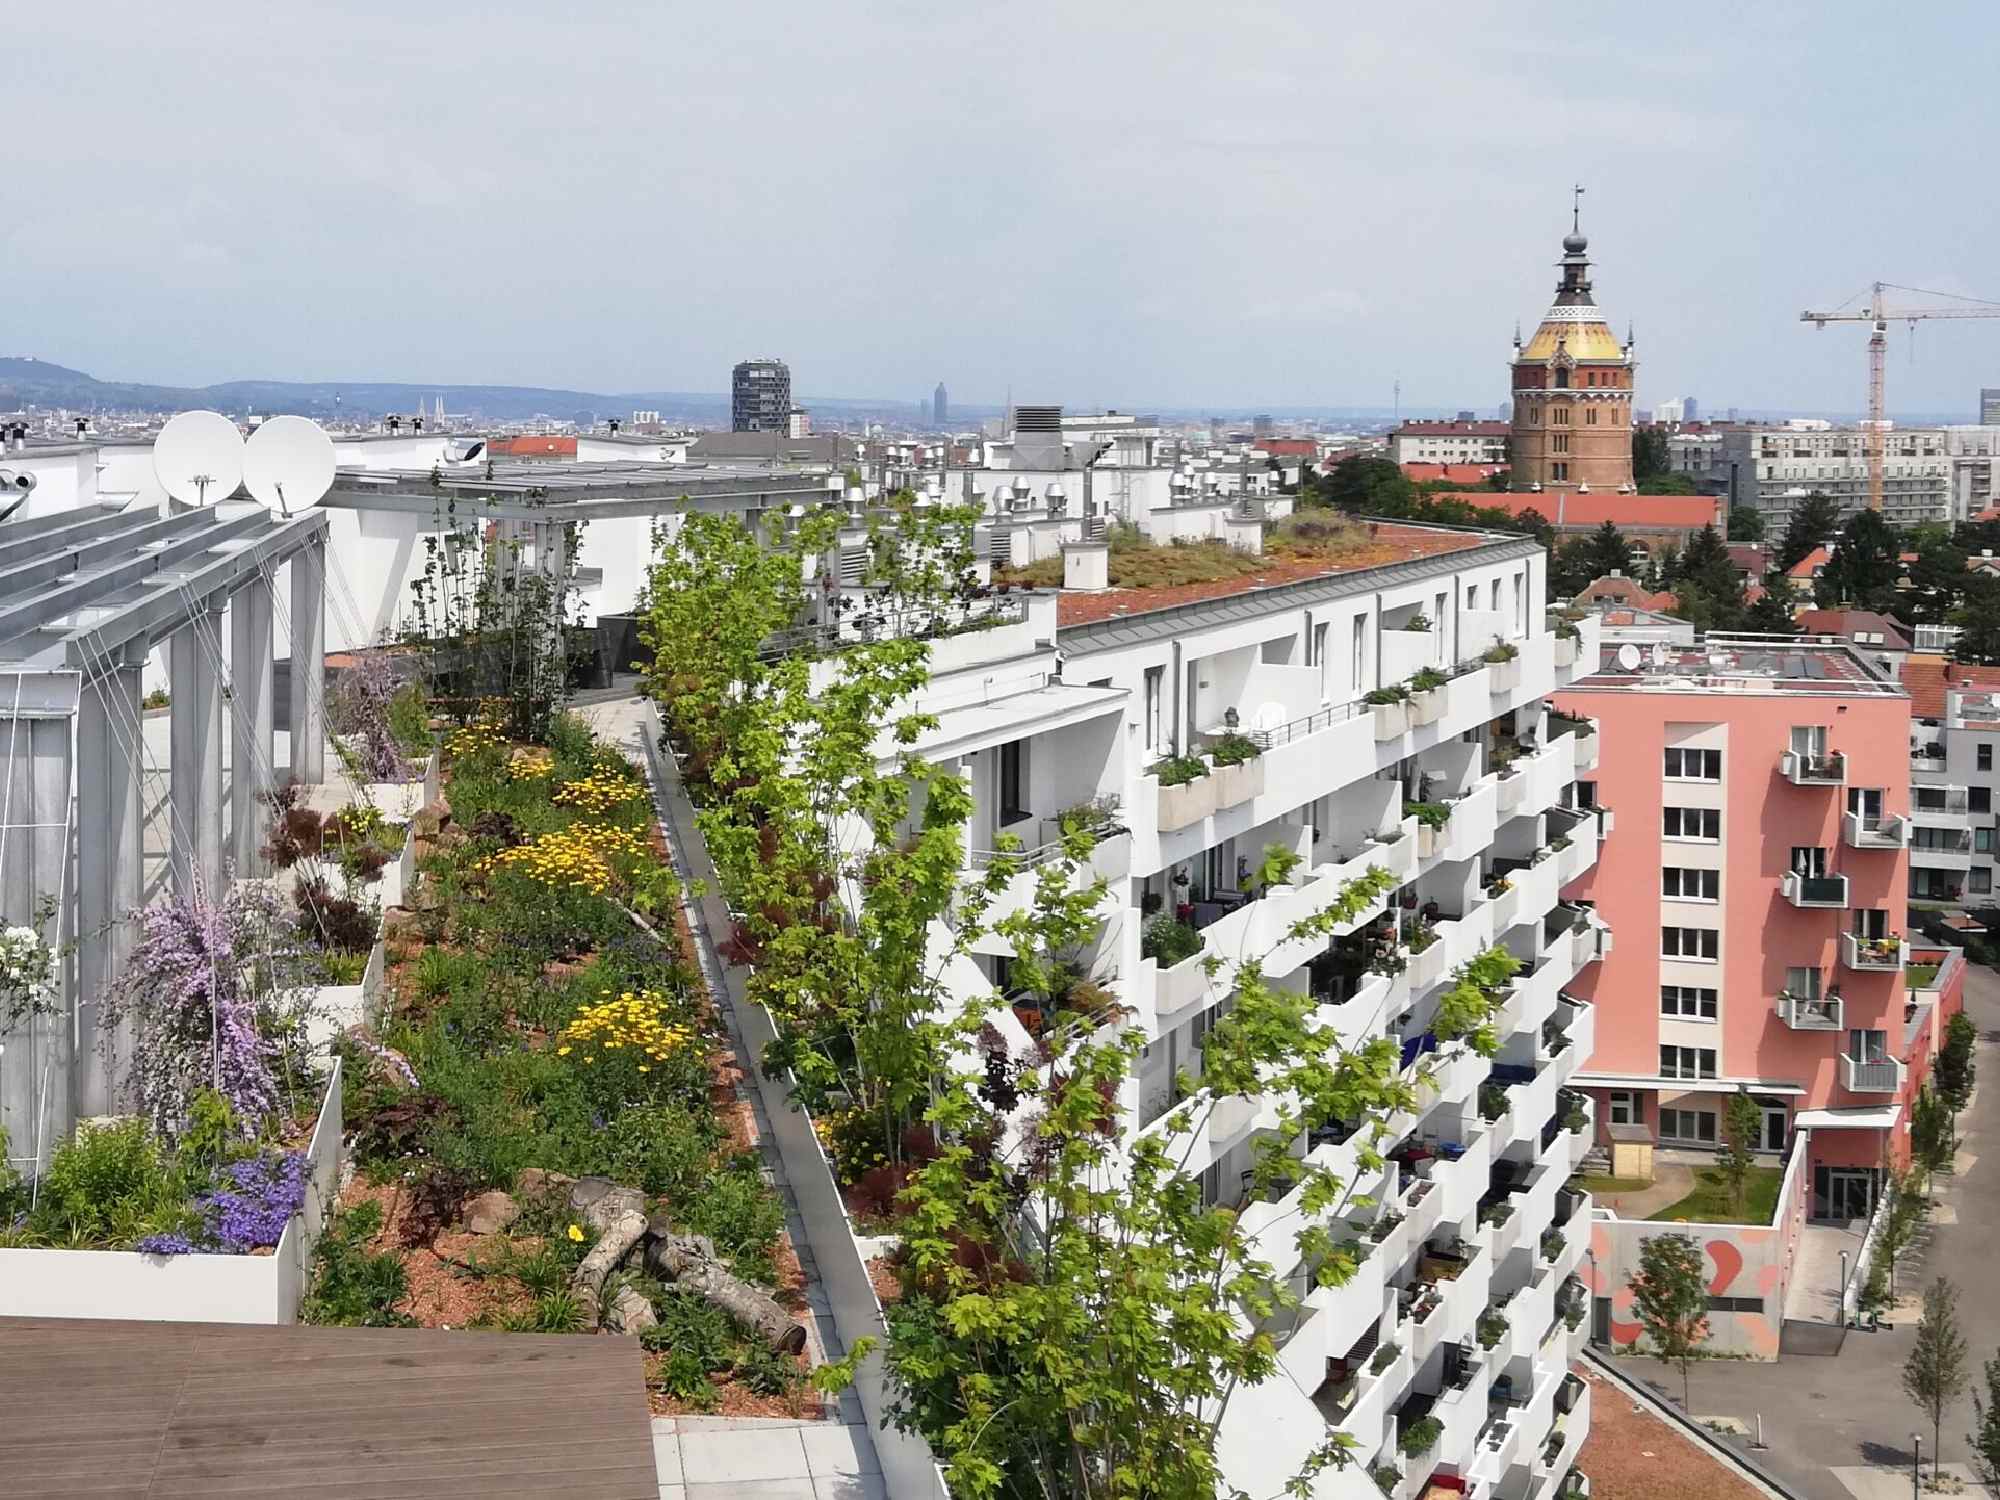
[736,1340,801,1397]
[1403,801,1452,830]
[1141,914,1202,967]
[1369,1341,1401,1375]
[387,681,434,756]
[26,1120,196,1247]
[684,1153,788,1282]
[1482,640,1520,664]
[1403,613,1433,632]
[301,1202,413,1326]
[1148,754,1209,787]
[1399,1415,1443,1457]
[1207,733,1261,767]
[1409,667,1448,693]
[294,876,379,957]
[1363,684,1409,705]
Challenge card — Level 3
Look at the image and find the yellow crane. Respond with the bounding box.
[1800,282,2000,510]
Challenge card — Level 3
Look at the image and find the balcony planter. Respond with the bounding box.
[1553,628,1580,668]
[1486,877,1520,928]
[1407,928,1447,989]
[1207,734,1265,810]
[1483,640,1522,692]
[1408,669,1449,728]
[1406,801,1451,859]
[1367,686,1410,741]
[1151,755,1215,833]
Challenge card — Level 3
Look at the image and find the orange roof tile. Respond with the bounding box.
[1902,654,2000,718]
[1402,463,1507,485]
[1787,545,1831,580]
[1575,575,1677,612]
[1434,490,1719,531]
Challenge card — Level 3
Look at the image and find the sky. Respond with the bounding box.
[15,1,2000,417]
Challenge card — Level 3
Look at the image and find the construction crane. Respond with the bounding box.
[1801,283,2000,511]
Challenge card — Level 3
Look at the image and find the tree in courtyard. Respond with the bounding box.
[1629,1232,1711,1409]
[1904,1277,1970,1489]
[1775,491,1841,573]
[1911,1085,1954,1191]
[1969,1350,2000,1491]
[1669,524,1751,631]
[1727,506,1765,542]
[1718,1090,1761,1215]
[1937,1010,1978,1116]
[1866,1170,1925,1320]
[1816,508,1902,610]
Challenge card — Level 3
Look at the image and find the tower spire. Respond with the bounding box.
[1572,184,1584,236]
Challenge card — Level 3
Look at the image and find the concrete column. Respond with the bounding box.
[168,600,226,899]
[289,540,325,784]
[229,576,274,875]
[74,642,146,1117]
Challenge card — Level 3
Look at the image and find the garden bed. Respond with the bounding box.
[302,704,817,1419]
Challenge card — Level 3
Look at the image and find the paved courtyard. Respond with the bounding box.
[1608,961,2000,1500]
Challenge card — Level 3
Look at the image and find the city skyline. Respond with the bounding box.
[14,4,2000,415]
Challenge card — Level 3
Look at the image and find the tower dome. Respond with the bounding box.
[1508,211,1636,494]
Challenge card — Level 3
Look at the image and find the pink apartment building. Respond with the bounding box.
[1557,634,1940,1226]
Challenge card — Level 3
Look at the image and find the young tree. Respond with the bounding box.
[1871,1171,1925,1314]
[1905,1277,1970,1488]
[1816,508,1903,609]
[1937,1010,1978,1116]
[1911,1085,1954,1190]
[1970,1350,2000,1491]
[1727,506,1765,542]
[1630,1232,1711,1409]
[1775,492,1841,573]
[1718,1091,1761,1215]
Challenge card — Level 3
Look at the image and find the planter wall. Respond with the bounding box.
[1409,690,1445,728]
[0,1058,344,1325]
[1211,758,1266,811]
[1156,773,1218,833]
[1487,661,1521,693]
[1371,702,1409,741]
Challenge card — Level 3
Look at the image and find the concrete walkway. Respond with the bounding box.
[1782,1219,1870,1325]
[1585,1161,1695,1219]
[653,1415,886,1500]
[1611,960,2000,1500]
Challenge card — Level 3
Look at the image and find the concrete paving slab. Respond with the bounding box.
[680,1426,812,1485]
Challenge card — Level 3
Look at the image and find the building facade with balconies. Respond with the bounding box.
[874,524,1608,1500]
[1555,634,1922,1232]
[1909,682,2000,910]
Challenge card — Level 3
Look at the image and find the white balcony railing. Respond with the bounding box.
[1780,869,1850,909]
[1781,748,1847,786]
[1842,930,1907,972]
[1843,1052,1906,1092]
[1843,810,1908,850]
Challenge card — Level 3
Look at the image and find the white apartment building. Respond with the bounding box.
[1392,421,1512,467]
[870,527,1607,1499]
[1716,426,1954,527]
[1910,678,2000,908]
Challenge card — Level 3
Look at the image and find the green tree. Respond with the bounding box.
[1869,1170,1926,1316]
[1553,520,1636,593]
[1670,524,1749,630]
[1639,472,1698,495]
[1775,492,1841,572]
[1632,426,1672,485]
[1309,455,1416,516]
[1906,537,1972,625]
[1937,1010,1978,1115]
[1912,1085,1954,1190]
[1727,506,1765,542]
[1718,1090,1760,1214]
[1816,508,1902,609]
[1952,574,2000,666]
[1630,1232,1711,1409]
[1905,1277,1970,1489]
[1969,1350,2000,1491]
[1744,572,1802,634]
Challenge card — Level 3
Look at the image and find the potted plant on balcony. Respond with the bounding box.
[1409,665,1450,726]
[1477,1307,1511,1349]
[1553,615,1583,666]
[1366,681,1411,740]
[1404,798,1452,858]
[1404,612,1433,633]
[1150,752,1215,832]
[1141,911,1202,969]
[1398,1415,1444,1459]
[1483,637,1522,692]
[1206,731,1265,808]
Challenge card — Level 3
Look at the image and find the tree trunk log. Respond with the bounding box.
[571,1208,649,1330]
[646,1224,806,1354]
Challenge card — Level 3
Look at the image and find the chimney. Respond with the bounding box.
[74,417,88,438]
[11,423,24,453]
[1062,540,1109,592]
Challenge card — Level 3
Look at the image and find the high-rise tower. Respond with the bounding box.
[1510,209,1635,493]
[732,359,791,433]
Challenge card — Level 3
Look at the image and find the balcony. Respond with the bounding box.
[1910,829,1975,870]
[1545,710,1599,772]
[1843,1052,1907,1092]
[1775,989,1843,1030]
[1911,787,1971,825]
[1842,930,1907,972]
[1781,870,1849,909]
[1781,748,1847,786]
[1843,810,1908,850]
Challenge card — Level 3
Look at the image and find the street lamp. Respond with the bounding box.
[1912,1433,1922,1498]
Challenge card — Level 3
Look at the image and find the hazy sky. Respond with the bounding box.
[16,2,2000,415]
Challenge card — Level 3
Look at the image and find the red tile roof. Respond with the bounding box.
[1787,545,1831,580]
[1437,490,1719,531]
[1257,438,1318,457]
[1402,463,1507,485]
[1576,575,1677,611]
[1902,654,2000,718]
[1395,420,1508,436]
[1794,610,1912,651]
[1725,543,1769,574]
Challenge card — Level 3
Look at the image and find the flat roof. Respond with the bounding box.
[1568,633,1904,697]
[0,1315,659,1499]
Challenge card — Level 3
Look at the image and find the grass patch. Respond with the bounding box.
[1573,1174,1651,1197]
[1907,962,1940,990]
[995,513,1372,591]
[1647,1165,1785,1225]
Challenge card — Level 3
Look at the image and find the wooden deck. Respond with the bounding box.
[0,1316,660,1499]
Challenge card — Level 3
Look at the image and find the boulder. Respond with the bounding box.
[463,1190,519,1236]
[516,1167,576,1204]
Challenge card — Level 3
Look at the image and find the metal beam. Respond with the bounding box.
[322,475,835,522]
[229,575,274,874]
[0,507,271,647]
[0,502,130,551]
[59,509,329,665]
[0,507,223,604]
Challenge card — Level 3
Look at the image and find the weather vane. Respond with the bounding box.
[1572,184,1585,234]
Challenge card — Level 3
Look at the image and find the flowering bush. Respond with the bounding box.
[559,987,703,1107]
[332,654,415,783]
[483,823,647,895]
[551,770,645,817]
[137,1151,309,1256]
[0,913,57,1030]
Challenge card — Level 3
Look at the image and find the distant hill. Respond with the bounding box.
[0,356,953,425]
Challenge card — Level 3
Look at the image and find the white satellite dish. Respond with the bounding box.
[1615,643,1642,671]
[154,411,244,506]
[1650,643,1670,669]
[242,416,336,515]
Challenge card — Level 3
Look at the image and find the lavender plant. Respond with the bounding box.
[138,1152,310,1255]
[332,653,413,783]
[100,884,318,1140]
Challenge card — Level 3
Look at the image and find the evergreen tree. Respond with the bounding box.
[1905,1278,1970,1489]
[1907,537,1972,625]
[1670,524,1749,630]
[1817,508,1902,609]
[1630,1232,1711,1409]
[1953,575,2000,666]
[1727,506,1765,542]
[1745,573,1802,634]
[1775,492,1841,572]
[1632,426,1672,485]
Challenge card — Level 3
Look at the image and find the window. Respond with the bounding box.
[1661,1107,1717,1144]
[1974,787,1992,815]
[1586,407,1599,425]
[1848,1028,1888,1064]
[1663,868,1719,901]
[1980,744,1994,773]
[1143,666,1164,754]
[1608,1090,1641,1126]
[1661,984,1718,1020]
[1554,406,1570,424]
[999,739,1029,826]
[1663,747,1722,780]
[1790,846,1828,877]
[1660,1045,1719,1080]
[1663,806,1721,840]
[1467,583,1481,610]
[1662,926,1719,961]
[1553,433,1569,454]
[1854,908,1889,940]
[1350,617,1365,691]
[1848,786,1885,827]
[1975,869,1994,895]
[1790,725,1829,758]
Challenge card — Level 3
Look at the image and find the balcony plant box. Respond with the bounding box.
[1407,800,1451,859]
[1151,755,1215,833]
[1207,733,1265,810]
[1367,686,1410,741]
[1483,640,1522,693]
[1553,620,1581,668]
[1408,668,1448,727]
[1487,876,1519,928]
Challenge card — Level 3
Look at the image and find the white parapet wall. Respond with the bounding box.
[0,1057,344,1325]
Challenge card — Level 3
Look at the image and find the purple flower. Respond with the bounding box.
[137,1232,201,1256]
[139,1151,311,1257]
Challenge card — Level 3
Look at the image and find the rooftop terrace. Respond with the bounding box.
[1571,633,1905,697]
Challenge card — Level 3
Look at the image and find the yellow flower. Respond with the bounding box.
[567,1224,584,1242]
[557,1045,572,1056]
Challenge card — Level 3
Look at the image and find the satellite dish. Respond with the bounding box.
[242,416,336,515]
[1616,643,1642,671]
[1650,643,1670,668]
[154,411,244,506]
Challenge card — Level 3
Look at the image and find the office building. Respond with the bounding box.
[933,382,948,428]
[731,358,791,433]
[1980,388,2000,426]
[1509,222,1635,494]
[1715,426,1953,527]
[1392,421,1511,467]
